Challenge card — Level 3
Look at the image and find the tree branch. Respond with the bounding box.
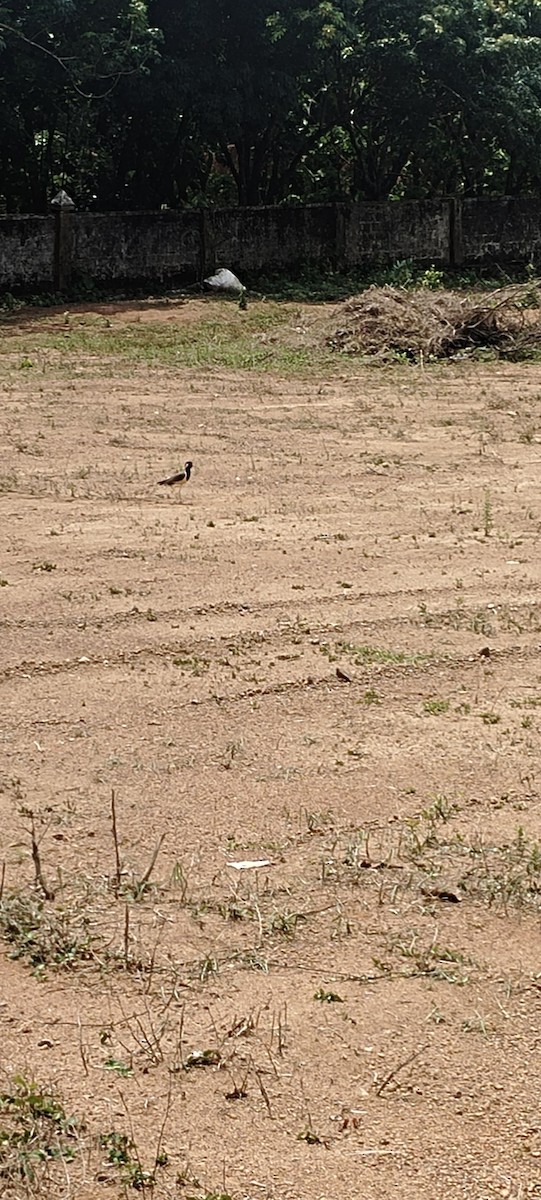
[0,21,153,101]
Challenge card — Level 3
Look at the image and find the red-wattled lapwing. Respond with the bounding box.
[158,461,193,493]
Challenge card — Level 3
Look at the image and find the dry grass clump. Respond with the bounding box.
[324,281,541,361]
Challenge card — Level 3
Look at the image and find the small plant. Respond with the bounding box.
[102,1057,133,1077]
[197,954,219,982]
[400,794,459,860]
[188,1193,234,1200]
[230,948,269,972]
[423,697,450,716]
[109,791,165,901]
[100,1130,135,1168]
[337,640,426,667]
[170,860,190,901]
[461,1012,490,1037]
[480,710,501,725]
[313,987,343,1003]
[422,794,459,824]
[420,264,445,290]
[268,908,305,936]
[382,258,416,288]
[342,831,373,877]
[99,1130,158,1190]
[459,827,541,913]
[184,1049,221,1070]
[32,561,56,572]
[0,1076,79,1187]
[0,891,93,970]
[482,489,493,537]
[297,1127,323,1145]
[172,654,209,675]
[0,291,18,311]
[386,934,472,985]
[303,808,332,833]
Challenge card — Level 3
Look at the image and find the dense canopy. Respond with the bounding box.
[1,0,541,211]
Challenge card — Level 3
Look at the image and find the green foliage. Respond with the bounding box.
[0,1077,78,1185]
[313,987,343,1003]
[1,1,541,212]
[2,1,541,211]
[335,640,427,667]
[0,891,93,969]
[100,1132,154,1190]
[187,1194,234,1200]
[423,698,450,716]
[102,1058,133,1078]
[99,1130,157,1190]
[0,0,160,210]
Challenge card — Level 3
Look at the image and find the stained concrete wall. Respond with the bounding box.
[1,199,541,293]
[346,200,451,267]
[72,210,202,285]
[0,216,55,289]
[461,198,541,264]
[211,205,340,272]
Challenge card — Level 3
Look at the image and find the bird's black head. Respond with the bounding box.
[185,460,193,471]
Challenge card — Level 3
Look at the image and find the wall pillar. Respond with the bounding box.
[199,208,216,280]
[335,203,348,270]
[50,189,75,292]
[449,197,464,267]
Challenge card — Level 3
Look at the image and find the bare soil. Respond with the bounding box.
[1,298,541,1200]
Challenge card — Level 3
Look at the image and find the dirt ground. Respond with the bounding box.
[1,298,541,1200]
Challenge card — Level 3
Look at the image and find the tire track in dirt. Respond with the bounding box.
[0,638,537,694]
[5,583,541,637]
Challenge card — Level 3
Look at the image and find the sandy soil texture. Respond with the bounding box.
[1,299,541,1200]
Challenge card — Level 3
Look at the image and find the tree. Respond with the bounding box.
[190,0,332,206]
[407,0,541,197]
[0,0,158,210]
[2,0,541,212]
[313,0,431,200]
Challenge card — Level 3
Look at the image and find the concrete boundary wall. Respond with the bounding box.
[0,198,540,292]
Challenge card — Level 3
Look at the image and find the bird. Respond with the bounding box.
[158,461,193,491]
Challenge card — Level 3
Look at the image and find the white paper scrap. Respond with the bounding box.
[227,859,272,870]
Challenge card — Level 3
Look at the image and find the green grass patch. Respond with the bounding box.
[337,640,427,667]
[0,1076,79,1187]
[0,303,329,377]
[0,891,94,970]
[423,697,450,716]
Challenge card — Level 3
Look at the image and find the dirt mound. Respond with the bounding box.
[323,281,541,361]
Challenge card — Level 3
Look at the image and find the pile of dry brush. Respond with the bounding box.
[325,280,541,361]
